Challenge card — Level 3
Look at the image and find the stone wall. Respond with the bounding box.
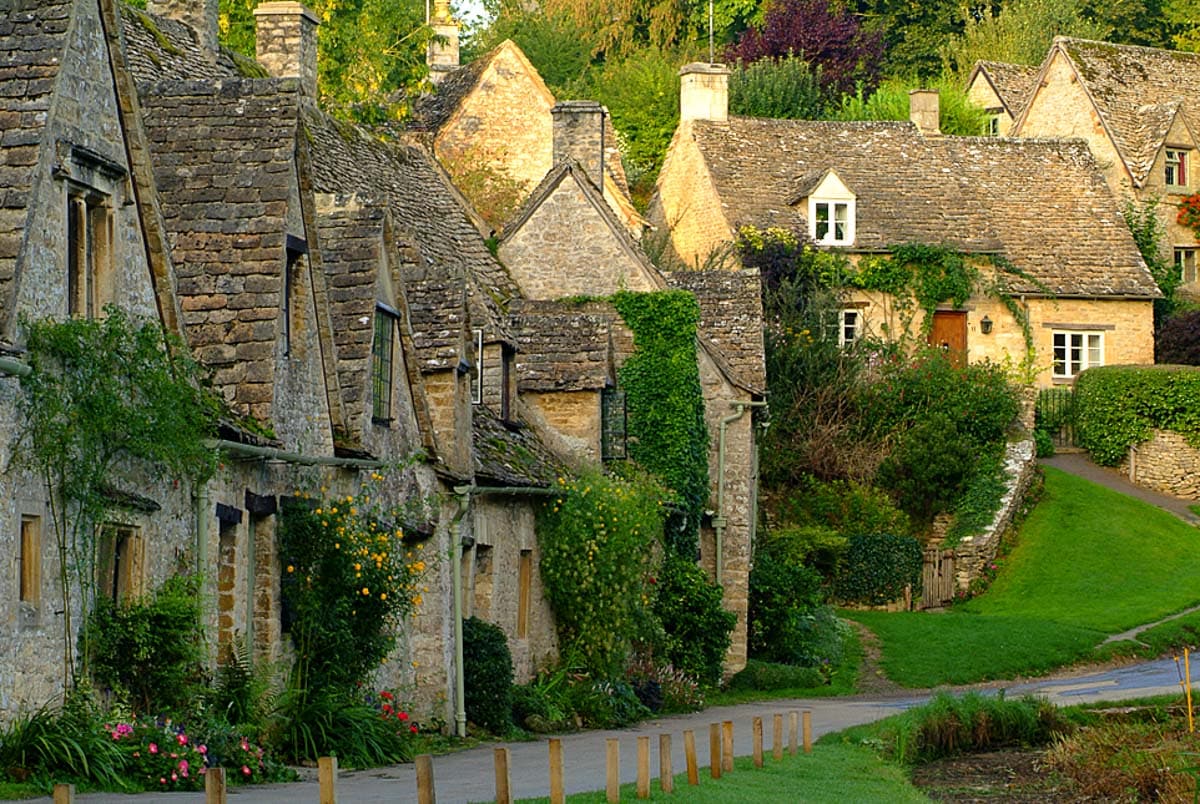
[951,439,1037,593]
[650,123,734,270]
[1119,429,1200,499]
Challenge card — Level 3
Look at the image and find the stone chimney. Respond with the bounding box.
[427,0,460,85]
[909,89,941,136]
[552,101,606,187]
[253,2,321,97]
[679,62,730,123]
[146,0,220,55]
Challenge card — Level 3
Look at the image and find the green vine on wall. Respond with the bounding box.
[18,309,221,686]
[610,290,710,555]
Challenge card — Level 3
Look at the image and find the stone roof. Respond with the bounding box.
[664,270,766,393]
[408,47,492,134]
[509,300,613,392]
[687,117,1158,298]
[138,78,299,419]
[0,0,72,319]
[119,5,263,84]
[472,403,564,488]
[1046,37,1200,186]
[969,61,1039,118]
[300,106,519,369]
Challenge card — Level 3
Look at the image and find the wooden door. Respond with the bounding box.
[928,311,967,366]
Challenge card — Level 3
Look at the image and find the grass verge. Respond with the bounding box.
[512,743,928,802]
[845,468,1200,687]
[707,624,862,706]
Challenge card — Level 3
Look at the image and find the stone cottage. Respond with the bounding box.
[964,61,1040,137]
[651,64,1159,388]
[1007,38,1200,293]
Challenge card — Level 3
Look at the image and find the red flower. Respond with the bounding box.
[410,725,419,734]
[380,691,394,701]
[398,711,409,721]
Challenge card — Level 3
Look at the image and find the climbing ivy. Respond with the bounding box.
[18,310,221,686]
[610,290,710,555]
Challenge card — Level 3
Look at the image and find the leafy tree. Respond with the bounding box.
[729,55,824,119]
[830,76,990,136]
[941,0,1110,75]
[726,0,885,100]
[1165,0,1200,50]
[465,4,595,92]
[1082,0,1171,48]
[1156,309,1200,364]
[849,0,972,78]
[538,0,758,56]
[220,0,433,123]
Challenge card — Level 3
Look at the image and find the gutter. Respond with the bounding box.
[715,400,767,584]
[205,438,384,469]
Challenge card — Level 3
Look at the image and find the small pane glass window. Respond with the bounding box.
[1167,149,1188,187]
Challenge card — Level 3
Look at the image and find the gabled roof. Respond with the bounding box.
[472,403,564,488]
[138,78,301,419]
[409,40,547,134]
[0,0,72,319]
[787,168,853,205]
[684,116,1158,298]
[120,5,264,83]
[664,270,766,394]
[967,61,1039,118]
[509,300,614,393]
[1029,37,1200,187]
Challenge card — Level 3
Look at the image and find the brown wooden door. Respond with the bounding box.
[928,311,967,366]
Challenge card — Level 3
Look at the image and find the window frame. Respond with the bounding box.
[19,515,41,606]
[371,304,399,425]
[66,186,113,319]
[1176,247,1198,284]
[1051,329,1104,380]
[1166,148,1189,189]
[471,328,483,406]
[809,199,855,246]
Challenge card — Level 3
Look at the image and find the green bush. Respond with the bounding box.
[1074,365,1200,465]
[729,55,824,119]
[566,679,649,729]
[463,617,514,735]
[511,667,572,733]
[878,413,976,524]
[652,554,736,686]
[84,574,207,718]
[783,478,911,539]
[0,691,125,789]
[757,523,848,578]
[748,551,843,668]
[273,687,415,767]
[834,532,923,605]
[724,659,825,691]
[1034,429,1055,458]
[944,445,1008,546]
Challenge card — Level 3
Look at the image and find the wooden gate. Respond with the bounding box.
[921,547,957,609]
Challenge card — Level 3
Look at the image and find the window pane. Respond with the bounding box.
[372,309,394,421]
[1087,334,1102,368]
[815,203,829,240]
[834,204,848,241]
[1052,333,1066,375]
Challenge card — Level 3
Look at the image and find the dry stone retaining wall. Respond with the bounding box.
[1119,429,1200,499]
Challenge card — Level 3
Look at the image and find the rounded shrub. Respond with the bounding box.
[1156,308,1200,364]
[463,616,514,734]
[877,412,975,524]
[834,532,922,606]
[1074,365,1200,465]
[748,551,843,668]
[652,554,736,686]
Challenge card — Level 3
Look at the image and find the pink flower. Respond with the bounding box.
[149,742,159,754]
[159,778,167,785]
[177,733,188,746]
[171,772,178,782]
[170,752,178,759]
[240,738,250,752]
[179,760,189,773]
[242,765,252,776]
[198,744,207,755]
[199,766,207,775]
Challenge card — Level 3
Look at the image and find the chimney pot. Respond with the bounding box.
[679,62,730,123]
[253,2,321,97]
[427,1,461,85]
[145,0,219,55]
[909,89,941,136]
[552,101,606,188]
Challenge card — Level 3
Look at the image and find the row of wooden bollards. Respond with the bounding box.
[419,709,814,804]
[48,710,813,804]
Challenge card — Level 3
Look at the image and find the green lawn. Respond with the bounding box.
[512,744,928,802]
[845,467,1200,687]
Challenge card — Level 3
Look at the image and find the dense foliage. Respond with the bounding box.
[1073,365,1200,465]
[278,478,429,695]
[610,290,710,552]
[729,55,824,119]
[748,547,843,669]
[20,311,220,683]
[537,470,664,677]
[651,555,736,685]
[1156,308,1200,364]
[462,617,514,734]
[835,532,923,605]
[1124,198,1179,327]
[84,575,207,718]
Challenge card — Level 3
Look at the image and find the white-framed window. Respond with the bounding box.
[1052,330,1103,379]
[832,308,861,346]
[1166,148,1189,188]
[1176,247,1198,283]
[986,114,1001,137]
[811,200,853,245]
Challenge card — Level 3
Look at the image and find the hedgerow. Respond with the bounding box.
[1074,365,1200,465]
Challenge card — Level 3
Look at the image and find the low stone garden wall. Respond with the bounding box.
[1118,429,1200,500]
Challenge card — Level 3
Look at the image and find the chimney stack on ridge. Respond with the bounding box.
[909,89,941,135]
[427,0,461,85]
[253,2,321,97]
[679,62,730,123]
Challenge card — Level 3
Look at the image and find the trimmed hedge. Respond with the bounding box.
[1074,365,1200,466]
[463,617,514,734]
[835,532,923,605]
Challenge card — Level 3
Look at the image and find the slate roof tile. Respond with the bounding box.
[971,61,1040,118]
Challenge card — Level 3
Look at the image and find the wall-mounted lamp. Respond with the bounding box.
[980,315,993,335]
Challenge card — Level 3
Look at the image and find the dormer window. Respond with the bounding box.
[1166,149,1189,188]
[801,169,856,246]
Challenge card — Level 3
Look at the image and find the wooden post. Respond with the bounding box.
[802,710,813,754]
[549,738,565,804]
[52,784,74,804]
[772,713,783,761]
[205,767,227,804]
[320,756,340,804]
[789,711,799,755]
[494,747,512,804]
[722,721,734,773]
[606,738,621,803]
[660,733,674,793]
[752,717,763,768]
[637,735,650,798]
[684,729,699,786]
[709,723,721,779]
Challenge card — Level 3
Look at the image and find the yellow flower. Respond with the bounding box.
[380,592,387,601]
[287,565,294,573]
[362,587,370,596]
[355,563,362,571]
[334,542,340,550]
[315,508,323,515]
[412,595,423,605]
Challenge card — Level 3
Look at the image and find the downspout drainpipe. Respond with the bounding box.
[0,355,31,377]
[195,482,210,576]
[715,400,768,584]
